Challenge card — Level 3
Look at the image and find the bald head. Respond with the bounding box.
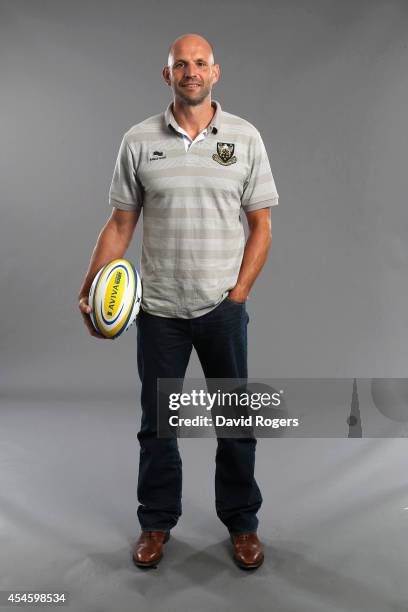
[167,33,215,67]
[163,33,219,106]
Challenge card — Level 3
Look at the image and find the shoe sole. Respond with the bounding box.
[132,531,170,568]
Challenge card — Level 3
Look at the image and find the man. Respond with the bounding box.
[78,33,279,570]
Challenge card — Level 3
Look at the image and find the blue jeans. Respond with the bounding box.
[135,296,263,534]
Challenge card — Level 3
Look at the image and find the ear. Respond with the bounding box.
[162,65,171,86]
[212,64,220,85]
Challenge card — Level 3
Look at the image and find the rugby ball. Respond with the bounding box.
[88,259,142,339]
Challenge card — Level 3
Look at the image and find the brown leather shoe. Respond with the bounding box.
[132,530,170,568]
[230,532,264,569]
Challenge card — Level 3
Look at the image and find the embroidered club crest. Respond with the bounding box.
[212,142,237,166]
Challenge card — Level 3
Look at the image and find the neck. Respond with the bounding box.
[171,97,215,136]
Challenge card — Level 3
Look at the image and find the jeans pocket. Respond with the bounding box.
[225,296,246,306]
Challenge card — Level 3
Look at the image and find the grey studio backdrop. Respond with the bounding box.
[1,1,408,612]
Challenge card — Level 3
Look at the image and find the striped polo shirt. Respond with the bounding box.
[108,99,279,319]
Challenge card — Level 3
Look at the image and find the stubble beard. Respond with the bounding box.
[175,82,212,107]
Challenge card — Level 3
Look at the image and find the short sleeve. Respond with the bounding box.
[109,134,143,211]
[241,130,279,212]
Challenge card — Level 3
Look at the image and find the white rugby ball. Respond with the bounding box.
[88,259,142,339]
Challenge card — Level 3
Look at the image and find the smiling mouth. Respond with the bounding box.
[181,83,201,88]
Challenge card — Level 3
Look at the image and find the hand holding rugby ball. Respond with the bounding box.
[88,259,142,339]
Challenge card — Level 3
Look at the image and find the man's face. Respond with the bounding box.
[163,40,219,106]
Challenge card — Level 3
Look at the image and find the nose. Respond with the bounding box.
[184,62,198,78]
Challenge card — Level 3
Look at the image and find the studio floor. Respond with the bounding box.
[1,393,407,612]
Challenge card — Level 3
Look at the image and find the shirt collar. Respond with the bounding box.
[164,99,221,135]
[175,124,208,139]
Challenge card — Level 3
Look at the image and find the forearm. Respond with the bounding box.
[77,222,131,299]
[232,228,272,301]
